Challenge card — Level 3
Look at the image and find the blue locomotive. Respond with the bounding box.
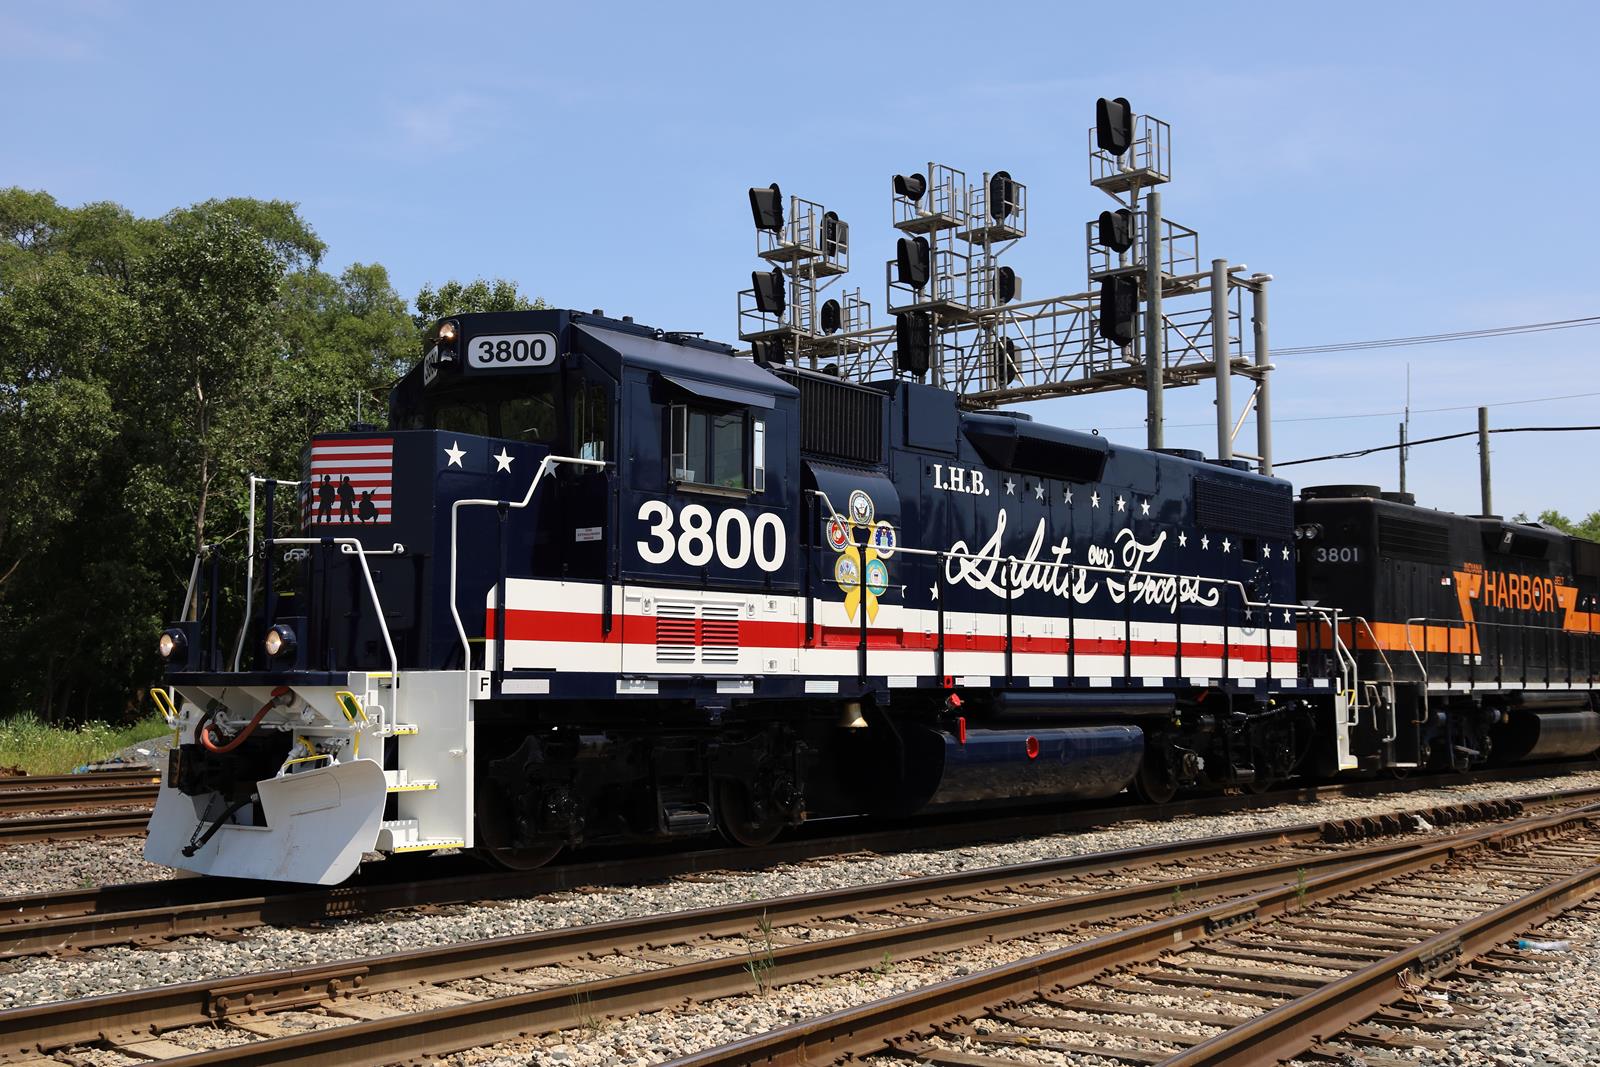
[145,309,1598,883]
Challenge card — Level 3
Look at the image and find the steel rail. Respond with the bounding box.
[0,801,1474,1052]
[661,803,1600,1067]
[0,770,158,791]
[1165,841,1600,1064]
[0,764,1594,958]
[0,783,158,815]
[0,766,1593,960]
[0,811,151,845]
[6,797,1587,1066]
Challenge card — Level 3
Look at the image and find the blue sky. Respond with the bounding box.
[5,1,1598,519]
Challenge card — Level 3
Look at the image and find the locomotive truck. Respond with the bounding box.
[145,309,1600,883]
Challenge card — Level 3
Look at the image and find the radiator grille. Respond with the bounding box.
[700,604,741,665]
[776,369,884,465]
[655,602,698,663]
[1194,478,1293,539]
[1378,517,1452,564]
[654,601,743,666]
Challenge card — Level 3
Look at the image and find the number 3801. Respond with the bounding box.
[636,501,786,572]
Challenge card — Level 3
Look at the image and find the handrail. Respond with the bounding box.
[232,475,303,672]
[450,454,608,670]
[270,537,400,684]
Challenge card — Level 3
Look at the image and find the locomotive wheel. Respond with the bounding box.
[1131,756,1178,806]
[716,779,785,848]
[472,781,562,871]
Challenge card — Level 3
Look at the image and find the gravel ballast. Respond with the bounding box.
[0,769,1598,1016]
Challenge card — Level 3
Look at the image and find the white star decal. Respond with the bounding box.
[930,584,940,600]
[1178,531,1188,547]
[1245,608,1254,621]
[1140,499,1150,516]
[444,441,466,468]
[1283,609,1294,623]
[1200,535,1210,550]
[1063,487,1073,505]
[1115,496,1126,512]
[1221,537,1232,553]
[1033,483,1044,501]
[1090,491,1101,508]
[1004,478,1016,495]
[493,447,514,473]
[1281,545,1291,560]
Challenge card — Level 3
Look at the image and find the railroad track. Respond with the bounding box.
[0,811,152,846]
[0,769,157,791]
[675,804,1600,1067]
[0,790,1593,1065]
[1,763,1596,960]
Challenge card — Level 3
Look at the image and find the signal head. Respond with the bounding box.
[749,183,784,232]
[996,266,1019,304]
[1097,275,1139,347]
[892,173,928,202]
[989,171,1017,220]
[895,235,931,290]
[1095,97,1134,156]
[820,298,842,334]
[1096,208,1135,253]
[751,268,786,317]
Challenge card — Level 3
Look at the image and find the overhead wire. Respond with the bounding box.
[1276,425,1600,468]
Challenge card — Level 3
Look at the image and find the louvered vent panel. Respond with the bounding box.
[1378,517,1452,564]
[655,602,698,663]
[1194,478,1293,539]
[700,603,742,665]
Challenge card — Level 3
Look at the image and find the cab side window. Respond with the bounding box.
[671,404,765,492]
[572,381,609,461]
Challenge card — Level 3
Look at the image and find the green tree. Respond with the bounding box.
[0,189,418,720]
[413,277,544,327]
[1515,510,1600,543]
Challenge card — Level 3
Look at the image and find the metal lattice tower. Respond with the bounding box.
[736,100,1278,475]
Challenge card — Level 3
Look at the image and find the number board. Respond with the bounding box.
[468,332,558,371]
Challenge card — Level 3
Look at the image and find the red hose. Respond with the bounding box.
[199,685,291,754]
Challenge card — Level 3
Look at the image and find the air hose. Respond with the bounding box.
[198,685,292,754]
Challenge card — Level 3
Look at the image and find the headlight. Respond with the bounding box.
[265,624,297,658]
[437,320,459,345]
[158,628,187,660]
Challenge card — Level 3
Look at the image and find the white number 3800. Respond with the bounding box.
[636,501,786,572]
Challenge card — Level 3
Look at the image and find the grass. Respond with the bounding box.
[0,712,170,775]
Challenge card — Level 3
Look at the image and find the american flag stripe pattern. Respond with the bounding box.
[303,437,394,526]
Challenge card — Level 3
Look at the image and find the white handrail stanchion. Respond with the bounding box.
[450,455,608,670]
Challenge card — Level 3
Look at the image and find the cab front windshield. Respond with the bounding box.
[415,380,559,443]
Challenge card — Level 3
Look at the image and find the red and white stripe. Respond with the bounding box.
[303,438,394,526]
[485,579,1303,690]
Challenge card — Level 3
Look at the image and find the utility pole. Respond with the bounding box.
[1211,259,1231,461]
[1398,421,1408,494]
[1251,275,1272,475]
[1143,189,1165,450]
[1478,406,1493,515]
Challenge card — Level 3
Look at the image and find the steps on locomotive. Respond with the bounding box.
[352,670,476,859]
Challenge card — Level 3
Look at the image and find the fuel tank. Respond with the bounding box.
[889,723,1144,814]
[1495,709,1600,762]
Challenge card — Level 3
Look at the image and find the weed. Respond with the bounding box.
[873,950,895,976]
[747,909,777,995]
[569,990,602,1035]
[1295,866,1309,904]
[0,713,169,776]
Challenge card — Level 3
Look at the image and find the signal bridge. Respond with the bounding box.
[735,98,1277,475]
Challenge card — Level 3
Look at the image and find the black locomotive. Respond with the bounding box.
[145,309,1599,884]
